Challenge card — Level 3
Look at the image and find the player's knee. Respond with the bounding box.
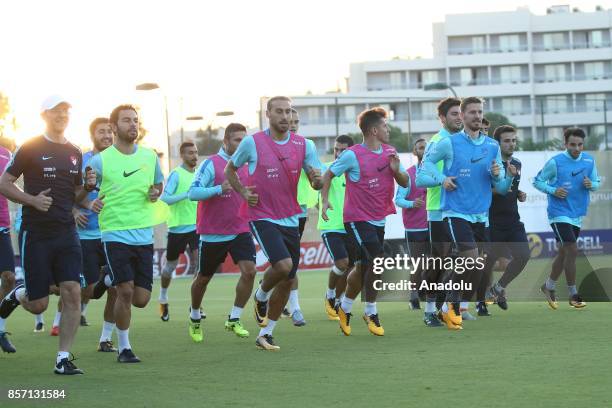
[334,259,348,275]
[274,259,293,276]
[28,300,48,315]
[240,264,257,280]
[132,298,149,308]
[162,260,178,279]
[562,243,578,257]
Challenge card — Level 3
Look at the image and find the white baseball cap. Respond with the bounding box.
[40,94,71,113]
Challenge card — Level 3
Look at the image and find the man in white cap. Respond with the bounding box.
[0,95,101,375]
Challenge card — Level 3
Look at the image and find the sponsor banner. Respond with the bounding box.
[152,241,334,277]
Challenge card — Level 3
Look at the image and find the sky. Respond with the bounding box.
[1,0,610,151]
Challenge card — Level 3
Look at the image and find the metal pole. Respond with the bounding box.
[335,97,339,138]
[406,97,412,143]
[604,99,609,150]
[540,98,546,143]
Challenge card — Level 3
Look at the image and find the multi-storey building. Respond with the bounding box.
[279,5,612,152]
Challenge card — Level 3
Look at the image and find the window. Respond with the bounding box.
[344,105,356,121]
[307,107,320,124]
[420,102,438,120]
[472,36,486,53]
[546,96,568,113]
[500,66,522,83]
[422,70,439,85]
[585,93,606,111]
[544,64,566,81]
[460,68,473,85]
[543,32,565,50]
[584,62,605,79]
[390,72,403,89]
[590,30,604,47]
[499,34,520,51]
[501,98,523,115]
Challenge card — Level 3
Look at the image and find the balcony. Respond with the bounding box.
[448,45,528,55]
[572,41,612,50]
[532,43,572,52]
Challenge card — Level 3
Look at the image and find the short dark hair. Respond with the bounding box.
[267,96,292,111]
[481,118,490,126]
[437,97,461,117]
[460,97,484,112]
[224,123,247,140]
[335,134,354,147]
[413,138,426,147]
[357,107,387,135]
[179,141,196,154]
[109,104,138,126]
[492,125,516,142]
[89,117,110,138]
[564,127,586,142]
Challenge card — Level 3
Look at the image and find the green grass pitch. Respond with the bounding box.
[1,261,611,407]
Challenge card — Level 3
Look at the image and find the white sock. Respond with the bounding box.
[442,302,449,313]
[0,317,5,332]
[288,289,300,313]
[326,288,335,300]
[341,297,354,313]
[425,301,436,313]
[35,314,44,324]
[255,285,270,302]
[460,301,469,310]
[15,287,26,303]
[229,306,243,320]
[56,351,70,364]
[364,302,377,316]
[99,321,115,342]
[81,303,88,317]
[259,319,277,336]
[117,328,131,352]
[190,307,201,321]
[159,287,168,304]
[104,274,113,287]
[53,312,62,327]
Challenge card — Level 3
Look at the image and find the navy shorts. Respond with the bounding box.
[0,229,15,274]
[80,238,106,285]
[446,217,488,253]
[167,230,198,261]
[428,220,451,257]
[103,242,154,291]
[345,221,385,263]
[487,222,530,263]
[20,228,82,301]
[198,232,256,277]
[298,217,307,239]
[250,220,300,279]
[404,230,430,259]
[551,222,581,244]
[321,231,357,268]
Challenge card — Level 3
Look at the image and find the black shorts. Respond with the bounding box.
[551,222,581,244]
[198,232,256,277]
[345,221,385,263]
[166,230,198,261]
[321,231,357,268]
[103,242,154,291]
[446,217,488,253]
[428,220,451,257]
[20,228,82,301]
[404,230,430,259]
[80,238,106,285]
[487,222,530,263]
[0,229,15,274]
[298,217,307,239]
[249,220,300,279]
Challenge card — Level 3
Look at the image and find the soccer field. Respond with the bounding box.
[2,267,611,408]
